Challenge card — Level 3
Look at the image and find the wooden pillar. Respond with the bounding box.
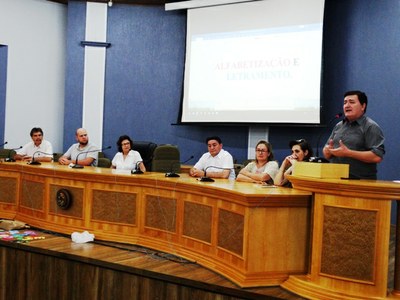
[391,201,400,296]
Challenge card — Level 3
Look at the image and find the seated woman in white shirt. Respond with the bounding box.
[111,135,146,172]
[236,140,279,184]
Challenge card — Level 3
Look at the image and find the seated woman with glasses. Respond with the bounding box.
[111,135,146,172]
[274,138,313,187]
[236,140,279,184]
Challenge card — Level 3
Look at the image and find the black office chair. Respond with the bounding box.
[131,141,157,171]
[53,152,63,162]
[242,159,253,167]
[234,163,244,177]
[151,144,180,173]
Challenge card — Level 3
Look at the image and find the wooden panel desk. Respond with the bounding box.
[0,161,311,288]
[281,175,400,300]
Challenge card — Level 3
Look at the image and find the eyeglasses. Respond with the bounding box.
[256,149,268,153]
[121,142,130,146]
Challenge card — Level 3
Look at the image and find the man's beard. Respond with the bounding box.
[80,141,88,146]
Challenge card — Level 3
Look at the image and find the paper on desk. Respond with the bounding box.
[71,231,95,243]
[260,184,277,188]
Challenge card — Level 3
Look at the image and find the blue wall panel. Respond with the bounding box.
[101,5,248,161]
[63,0,400,184]
[63,1,87,150]
[318,0,400,182]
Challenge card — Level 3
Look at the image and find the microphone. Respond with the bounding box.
[165,155,194,178]
[310,112,343,163]
[71,146,111,169]
[0,141,8,148]
[27,151,54,165]
[4,146,23,162]
[198,165,233,182]
[131,161,144,174]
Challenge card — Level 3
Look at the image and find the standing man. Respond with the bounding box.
[189,136,235,180]
[14,127,53,162]
[59,128,98,167]
[323,90,385,179]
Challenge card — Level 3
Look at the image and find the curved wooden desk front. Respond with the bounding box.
[0,162,311,288]
[282,175,400,300]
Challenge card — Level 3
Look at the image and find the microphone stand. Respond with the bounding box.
[131,161,144,174]
[72,146,111,169]
[165,155,194,178]
[199,170,215,182]
[309,112,343,163]
[198,165,234,182]
[28,158,41,165]
[27,150,55,165]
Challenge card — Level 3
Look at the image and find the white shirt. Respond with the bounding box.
[17,139,53,159]
[112,150,143,170]
[193,149,235,180]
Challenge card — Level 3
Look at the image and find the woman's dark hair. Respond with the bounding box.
[289,139,313,161]
[116,135,133,152]
[255,140,274,162]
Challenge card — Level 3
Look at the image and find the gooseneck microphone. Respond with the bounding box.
[28,151,55,165]
[310,112,343,163]
[131,161,144,174]
[165,155,194,178]
[72,146,111,169]
[198,165,233,182]
[4,146,22,162]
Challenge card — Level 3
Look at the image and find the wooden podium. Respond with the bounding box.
[281,172,400,299]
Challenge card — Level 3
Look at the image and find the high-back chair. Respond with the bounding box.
[234,163,244,177]
[53,152,63,162]
[131,141,157,171]
[151,144,180,173]
[0,149,17,161]
[97,157,112,168]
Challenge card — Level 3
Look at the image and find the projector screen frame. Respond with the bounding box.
[176,0,326,126]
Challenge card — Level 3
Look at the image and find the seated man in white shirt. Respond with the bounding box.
[189,136,235,180]
[14,127,53,162]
